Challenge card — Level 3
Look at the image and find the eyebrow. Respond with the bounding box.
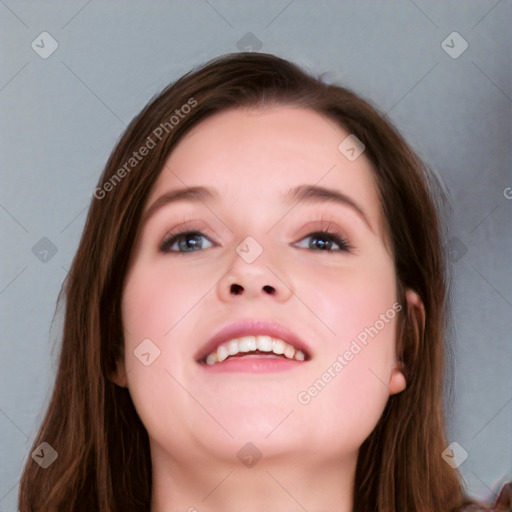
[141,184,374,233]
[141,186,219,228]
[286,185,374,233]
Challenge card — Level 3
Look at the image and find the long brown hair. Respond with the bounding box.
[19,52,478,511]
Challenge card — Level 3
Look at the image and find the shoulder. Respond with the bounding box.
[493,481,512,510]
[458,481,512,512]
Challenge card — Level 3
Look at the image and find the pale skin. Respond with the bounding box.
[113,106,423,512]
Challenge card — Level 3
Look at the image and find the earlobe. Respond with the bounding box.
[388,364,407,395]
[109,361,128,388]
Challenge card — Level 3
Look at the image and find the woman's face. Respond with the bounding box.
[119,106,408,468]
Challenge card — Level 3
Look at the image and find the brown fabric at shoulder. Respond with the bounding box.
[493,481,512,511]
[456,482,512,512]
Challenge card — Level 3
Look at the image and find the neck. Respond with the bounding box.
[150,450,356,512]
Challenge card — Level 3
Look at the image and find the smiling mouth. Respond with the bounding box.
[200,335,307,366]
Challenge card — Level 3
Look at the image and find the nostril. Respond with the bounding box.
[263,285,276,295]
[230,283,244,295]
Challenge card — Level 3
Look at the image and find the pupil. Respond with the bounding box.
[181,234,201,251]
[312,236,331,250]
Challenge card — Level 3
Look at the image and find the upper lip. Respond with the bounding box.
[195,319,312,363]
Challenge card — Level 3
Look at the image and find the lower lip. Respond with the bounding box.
[199,355,304,373]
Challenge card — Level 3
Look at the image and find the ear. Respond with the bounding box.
[388,363,407,395]
[388,288,425,396]
[109,359,128,388]
[404,288,425,330]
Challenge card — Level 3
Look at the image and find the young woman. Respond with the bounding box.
[18,52,510,511]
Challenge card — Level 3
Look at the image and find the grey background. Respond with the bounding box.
[1,1,511,510]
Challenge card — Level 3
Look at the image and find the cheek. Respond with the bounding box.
[295,315,399,451]
[292,254,399,443]
[120,269,202,450]
[296,249,398,345]
[122,261,211,348]
[121,270,182,391]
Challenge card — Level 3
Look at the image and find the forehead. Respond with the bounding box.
[147,106,386,240]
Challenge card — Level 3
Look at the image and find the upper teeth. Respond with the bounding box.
[204,335,306,365]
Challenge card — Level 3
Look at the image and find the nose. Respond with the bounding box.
[217,245,294,303]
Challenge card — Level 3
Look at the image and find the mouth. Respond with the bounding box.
[201,334,307,365]
[196,320,312,373]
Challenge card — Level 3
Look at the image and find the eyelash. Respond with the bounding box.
[159,223,353,255]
